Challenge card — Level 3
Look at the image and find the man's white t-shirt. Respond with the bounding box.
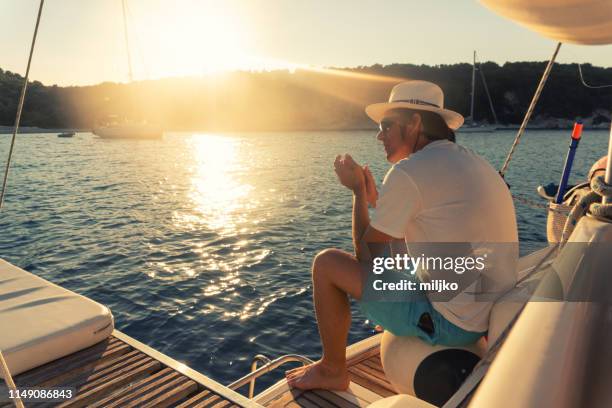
[370,140,518,332]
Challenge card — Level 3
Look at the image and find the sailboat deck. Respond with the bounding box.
[261,337,397,408]
[1,331,258,408]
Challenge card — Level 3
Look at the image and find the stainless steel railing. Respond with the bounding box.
[228,354,313,398]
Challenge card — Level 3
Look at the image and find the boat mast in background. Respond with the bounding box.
[92,0,163,139]
[478,58,499,126]
[460,51,498,133]
[470,51,477,126]
[121,0,133,83]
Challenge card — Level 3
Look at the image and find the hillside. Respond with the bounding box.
[1,62,611,131]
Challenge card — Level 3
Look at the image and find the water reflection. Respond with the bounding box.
[174,134,256,237]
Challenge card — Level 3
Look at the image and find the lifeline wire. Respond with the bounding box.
[0,0,45,211]
[578,63,612,89]
[499,42,562,178]
[0,2,45,405]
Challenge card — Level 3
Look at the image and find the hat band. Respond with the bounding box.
[392,99,440,109]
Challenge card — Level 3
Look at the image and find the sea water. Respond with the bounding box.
[0,129,608,391]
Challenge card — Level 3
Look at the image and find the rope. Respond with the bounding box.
[122,0,133,82]
[0,0,45,211]
[0,1,44,407]
[499,42,562,177]
[560,175,612,243]
[578,63,612,89]
[0,349,24,408]
[511,193,574,215]
[512,194,549,210]
[477,62,499,125]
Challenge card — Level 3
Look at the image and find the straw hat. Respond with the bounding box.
[365,80,464,130]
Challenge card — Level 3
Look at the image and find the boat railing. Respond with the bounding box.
[228,354,313,398]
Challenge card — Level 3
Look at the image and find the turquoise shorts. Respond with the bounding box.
[358,268,485,347]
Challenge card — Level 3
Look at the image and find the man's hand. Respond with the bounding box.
[363,165,378,208]
[334,154,365,193]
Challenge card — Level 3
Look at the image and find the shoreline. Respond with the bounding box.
[1,124,610,135]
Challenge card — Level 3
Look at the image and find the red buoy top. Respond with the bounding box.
[571,121,583,140]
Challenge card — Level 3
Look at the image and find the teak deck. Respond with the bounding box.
[263,345,397,408]
[1,332,258,408]
[1,332,393,408]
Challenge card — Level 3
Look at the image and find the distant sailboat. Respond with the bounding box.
[458,51,498,133]
[93,0,162,140]
[57,131,75,138]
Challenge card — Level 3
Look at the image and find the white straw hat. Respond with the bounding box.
[365,80,464,130]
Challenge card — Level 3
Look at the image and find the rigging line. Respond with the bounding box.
[0,4,44,406]
[477,61,499,125]
[499,42,562,178]
[124,0,149,80]
[122,0,133,82]
[578,63,612,89]
[0,0,45,211]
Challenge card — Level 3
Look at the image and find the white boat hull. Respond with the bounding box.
[457,125,497,133]
[93,124,163,139]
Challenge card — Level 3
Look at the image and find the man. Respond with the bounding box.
[286,80,518,391]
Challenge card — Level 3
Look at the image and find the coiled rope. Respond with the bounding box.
[0,2,44,408]
[560,175,612,243]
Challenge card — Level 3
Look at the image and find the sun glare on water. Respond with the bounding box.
[172,135,255,236]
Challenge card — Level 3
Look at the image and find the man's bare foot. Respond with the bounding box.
[285,365,306,379]
[285,360,349,391]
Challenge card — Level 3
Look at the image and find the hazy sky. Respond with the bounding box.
[2,0,612,86]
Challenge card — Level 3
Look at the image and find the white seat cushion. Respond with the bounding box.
[0,259,114,377]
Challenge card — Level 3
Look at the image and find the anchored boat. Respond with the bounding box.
[93,0,163,140]
[457,51,498,134]
[57,132,75,138]
[93,121,163,140]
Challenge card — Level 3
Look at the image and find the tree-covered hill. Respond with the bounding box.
[1,61,610,131]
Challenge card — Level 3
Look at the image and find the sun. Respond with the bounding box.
[126,1,258,78]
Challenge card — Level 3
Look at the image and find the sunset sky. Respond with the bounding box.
[2,0,612,86]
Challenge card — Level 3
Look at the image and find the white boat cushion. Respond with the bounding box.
[0,259,114,377]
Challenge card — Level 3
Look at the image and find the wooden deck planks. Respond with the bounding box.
[311,390,366,408]
[347,369,395,399]
[266,389,305,408]
[10,335,248,408]
[14,340,131,387]
[301,391,354,408]
[263,346,396,408]
[348,349,395,397]
[137,378,199,408]
[174,390,213,407]
[193,394,224,408]
[87,367,179,408]
[176,390,211,408]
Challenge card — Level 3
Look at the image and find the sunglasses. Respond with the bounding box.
[379,119,403,135]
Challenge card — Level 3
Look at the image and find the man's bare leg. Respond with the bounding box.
[286,248,364,390]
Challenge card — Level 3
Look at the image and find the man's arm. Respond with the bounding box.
[353,187,396,262]
[352,188,371,262]
[334,154,395,261]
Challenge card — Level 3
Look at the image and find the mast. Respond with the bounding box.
[122,0,133,82]
[469,50,476,125]
[478,59,499,125]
